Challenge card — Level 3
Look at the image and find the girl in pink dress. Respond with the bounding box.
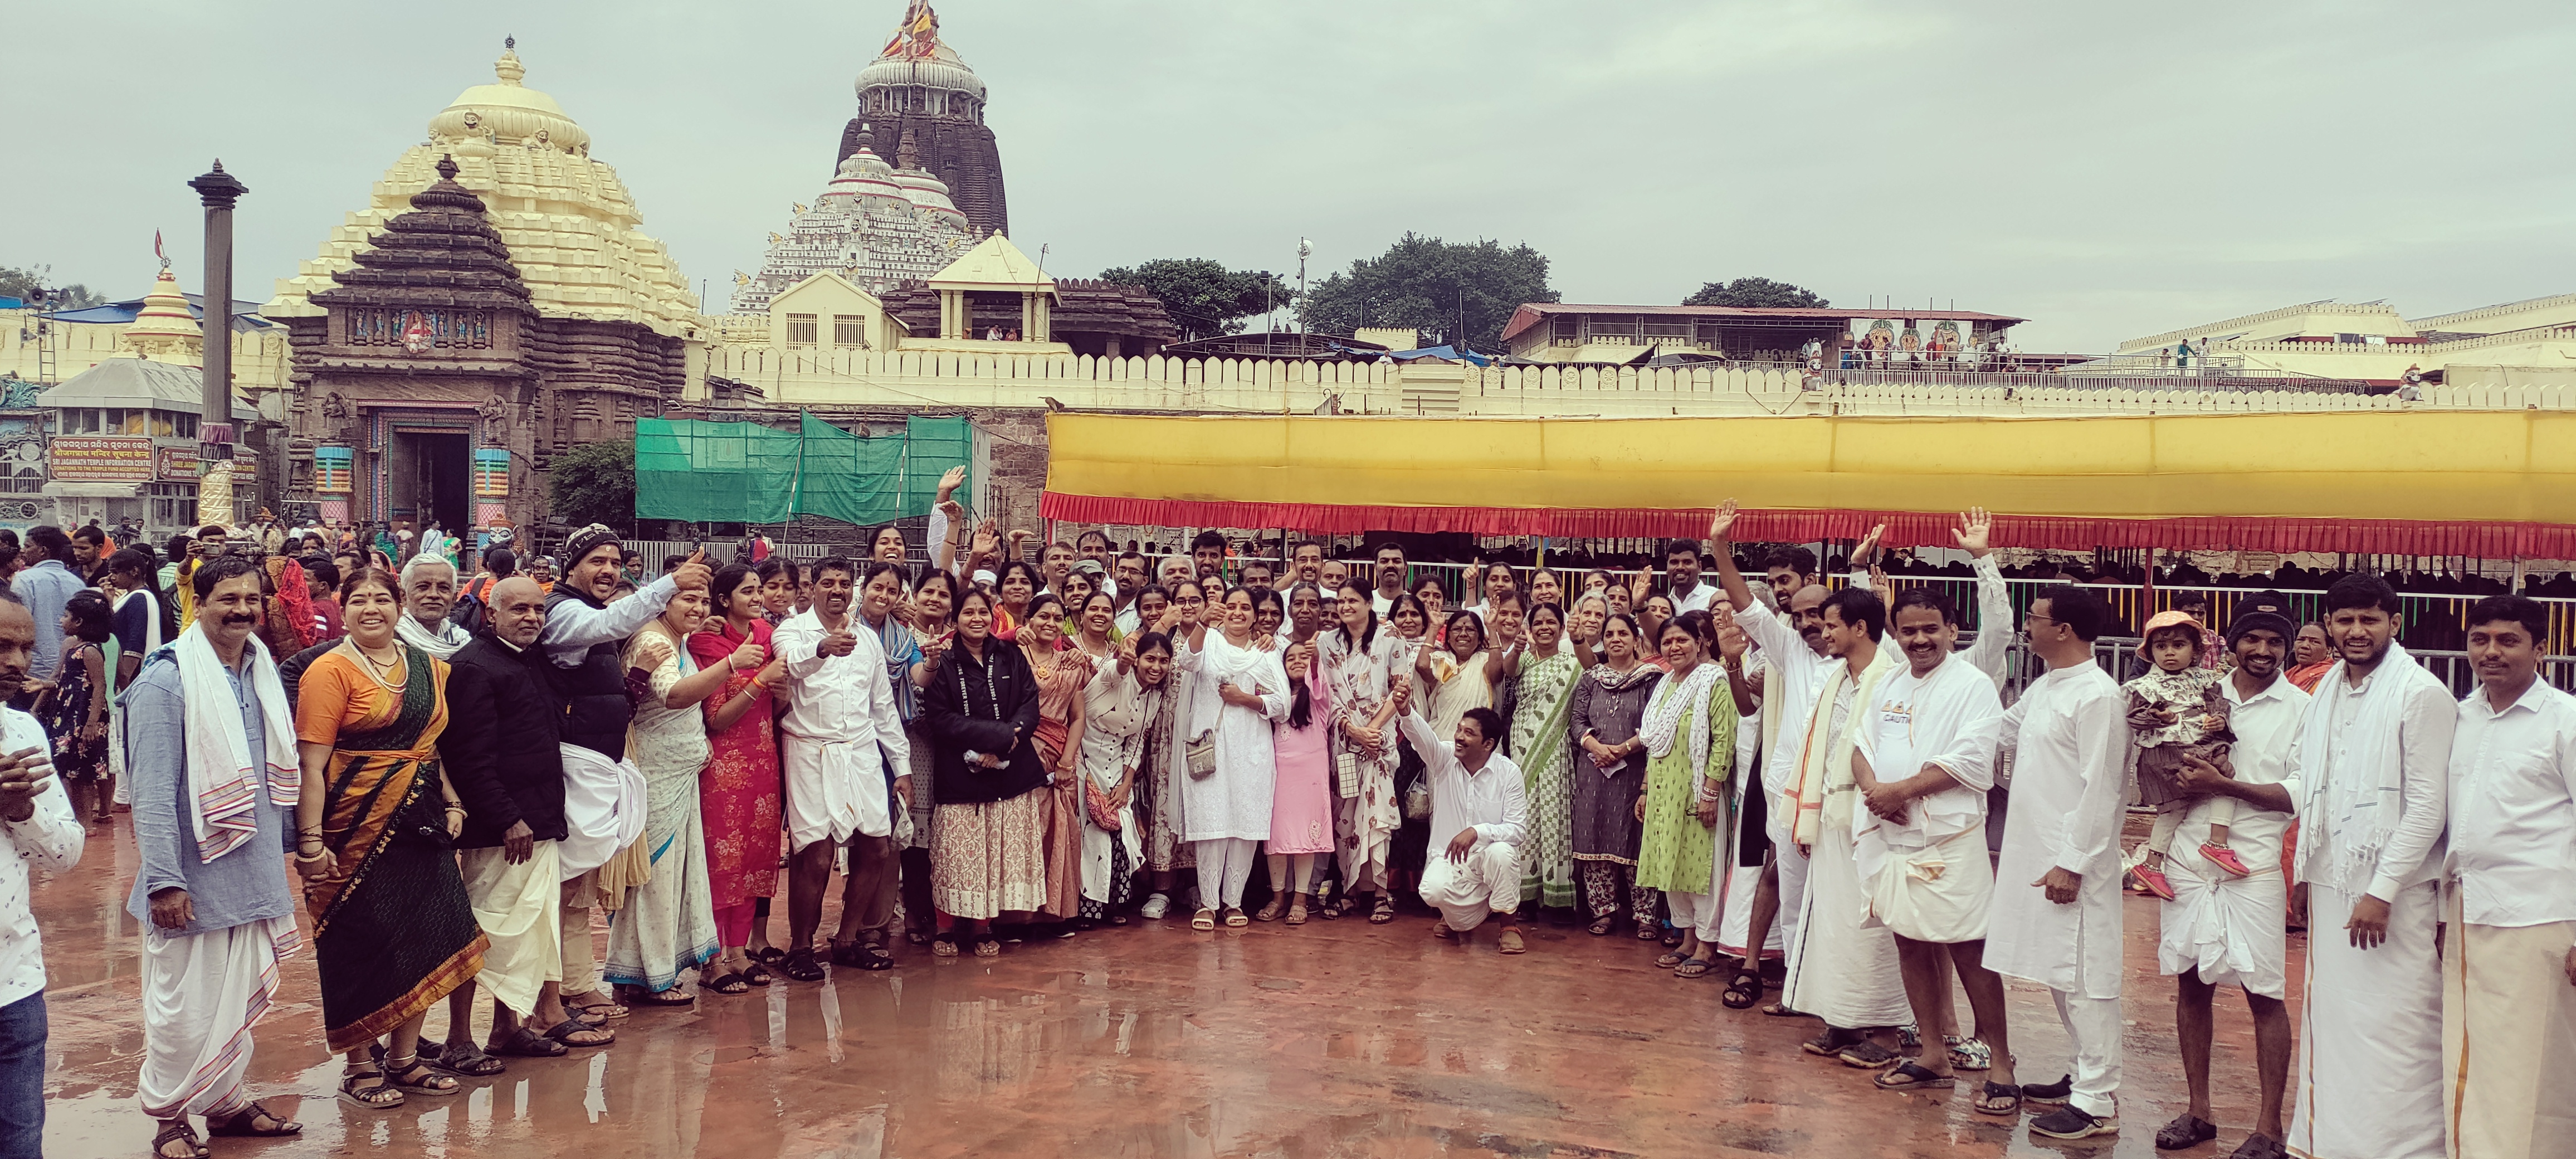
[1261,584,1336,924]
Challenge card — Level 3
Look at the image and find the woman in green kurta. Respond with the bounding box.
[1509,602,1583,912]
[1632,614,1738,976]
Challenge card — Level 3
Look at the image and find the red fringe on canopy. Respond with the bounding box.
[1039,491,2576,558]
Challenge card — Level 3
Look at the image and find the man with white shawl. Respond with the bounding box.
[1987,585,2129,1140]
[2442,595,2576,1159]
[1851,586,2013,1105]
[2285,575,2454,1159]
[394,553,471,661]
[123,557,306,1156]
[1774,586,1911,1066]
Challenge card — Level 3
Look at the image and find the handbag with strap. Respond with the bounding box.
[1083,778,1124,831]
[1186,730,1217,778]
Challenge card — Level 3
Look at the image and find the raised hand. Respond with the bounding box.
[1853,523,1889,569]
[1709,605,1749,660]
[729,639,768,671]
[671,549,713,592]
[936,465,967,498]
[1707,498,1740,544]
[1952,507,1994,558]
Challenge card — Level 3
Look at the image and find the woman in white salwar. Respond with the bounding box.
[1175,586,1288,931]
[1073,608,1162,926]
[605,586,728,1005]
[1321,582,1403,923]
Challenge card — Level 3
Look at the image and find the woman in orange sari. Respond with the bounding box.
[1016,593,1091,930]
[294,567,485,1109]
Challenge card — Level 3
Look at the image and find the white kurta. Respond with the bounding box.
[2159,673,2306,999]
[1077,664,1149,902]
[1852,655,2004,943]
[1985,662,2128,999]
[1778,668,1911,1030]
[1401,709,1529,929]
[775,609,910,846]
[1178,634,1288,843]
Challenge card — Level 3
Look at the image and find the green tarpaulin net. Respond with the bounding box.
[633,413,970,525]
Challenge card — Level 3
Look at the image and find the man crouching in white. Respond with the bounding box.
[1389,680,1528,954]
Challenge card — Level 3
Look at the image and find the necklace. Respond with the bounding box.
[353,640,406,689]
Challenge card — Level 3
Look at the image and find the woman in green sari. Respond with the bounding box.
[1633,611,1738,978]
[294,567,485,1108]
[1507,601,1582,914]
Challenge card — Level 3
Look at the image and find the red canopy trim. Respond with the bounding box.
[1039,491,2576,558]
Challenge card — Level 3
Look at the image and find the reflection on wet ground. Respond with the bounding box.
[40,823,2292,1157]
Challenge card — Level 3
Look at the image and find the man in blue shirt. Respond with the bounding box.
[9,526,84,688]
[126,557,305,1156]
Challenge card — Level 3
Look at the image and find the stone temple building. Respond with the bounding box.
[264,43,696,537]
[730,137,978,318]
[838,2,1006,238]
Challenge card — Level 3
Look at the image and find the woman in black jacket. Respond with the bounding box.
[922,587,1048,958]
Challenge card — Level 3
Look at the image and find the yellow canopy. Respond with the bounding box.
[1039,411,2576,556]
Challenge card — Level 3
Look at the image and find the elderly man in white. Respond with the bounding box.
[1392,681,1529,955]
[2441,595,2576,1159]
[771,557,909,978]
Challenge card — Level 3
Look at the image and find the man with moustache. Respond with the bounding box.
[772,558,908,979]
[2151,608,2304,1157]
[125,558,305,1156]
[1370,543,1407,617]
[433,578,595,1070]
[543,525,711,1026]
[0,592,83,1156]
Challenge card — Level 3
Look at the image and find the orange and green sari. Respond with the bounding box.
[297,641,486,1053]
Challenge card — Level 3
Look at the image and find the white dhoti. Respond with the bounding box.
[1772,836,1809,952]
[1420,840,1523,932]
[2441,894,2576,1159]
[2290,880,2443,1159]
[460,840,564,1017]
[2157,850,2287,999]
[136,917,298,1120]
[784,734,888,851]
[1780,821,1910,1028]
[1864,825,1994,944]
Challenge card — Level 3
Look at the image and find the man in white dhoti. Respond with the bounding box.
[1987,585,2127,1139]
[1394,686,1529,956]
[774,557,910,977]
[2286,574,2453,1159]
[2155,610,2304,1158]
[1851,587,2018,1111]
[0,595,82,1156]
[125,559,306,1157]
[2441,595,2576,1159]
[1773,585,1913,1068]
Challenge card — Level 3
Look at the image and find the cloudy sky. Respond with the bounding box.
[8,1,2570,350]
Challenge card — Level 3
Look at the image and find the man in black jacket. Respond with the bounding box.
[431,577,612,1068]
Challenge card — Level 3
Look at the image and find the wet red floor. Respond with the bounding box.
[38,821,2300,1158]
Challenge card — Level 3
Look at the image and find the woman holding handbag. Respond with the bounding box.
[1073,612,1163,926]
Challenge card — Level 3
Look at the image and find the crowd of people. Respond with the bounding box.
[0,489,2567,1159]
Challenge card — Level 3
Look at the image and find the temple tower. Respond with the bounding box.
[840,2,1008,238]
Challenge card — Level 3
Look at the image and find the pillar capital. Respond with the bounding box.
[187,160,249,209]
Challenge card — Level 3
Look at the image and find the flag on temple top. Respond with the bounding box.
[154,230,165,267]
[881,1,941,61]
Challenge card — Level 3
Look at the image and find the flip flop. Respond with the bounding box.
[562,992,630,1021]
[1973,1082,2022,1117]
[702,971,750,995]
[543,1016,616,1048]
[490,1025,569,1058]
[204,1102,303,1137]
[1654,951,1689,968]
[1672,957,1718,978]
[1874,1060,1955,1090]
[423,1042,506,1077]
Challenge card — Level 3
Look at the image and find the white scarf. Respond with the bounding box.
[114,588,163,655]
[170,624,298,864]
[1788,644,1899,845]
[2294,641,2428,894]
[1641,661,1723,777]
[396,612,471,660]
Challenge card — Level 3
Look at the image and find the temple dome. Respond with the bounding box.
[890,167,968,227]
[856,5,987,104]
[262,43,697,337]
[824,149,908,210]
[118,266,204,363]
[427,46,591,155]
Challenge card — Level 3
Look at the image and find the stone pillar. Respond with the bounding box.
[187,161,248,529]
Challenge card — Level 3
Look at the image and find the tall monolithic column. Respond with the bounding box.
[187,161,247,529]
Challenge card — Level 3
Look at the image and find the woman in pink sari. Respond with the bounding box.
[686,563,786,989]
[1016,593,1092,932]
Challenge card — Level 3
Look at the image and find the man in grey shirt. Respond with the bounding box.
[9,527,84,685]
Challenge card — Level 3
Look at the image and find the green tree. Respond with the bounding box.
[550,439,635,532]
[1683,277,1828,309]
[0,267,106,309]
[1300,233,1558,353]
[1094,259,1290,341]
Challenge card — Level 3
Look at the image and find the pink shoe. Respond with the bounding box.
[2133,864,2177,900]
[2201,843,2254,878]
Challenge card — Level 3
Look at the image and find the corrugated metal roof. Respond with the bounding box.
[1501,301,2026,344]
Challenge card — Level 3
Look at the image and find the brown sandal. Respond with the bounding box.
[206,1101,302,1137]
[1285,901,1307,926]
[152,1118,209,1158]
[1253,897,1286,922]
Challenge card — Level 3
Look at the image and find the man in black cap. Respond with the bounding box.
[2149,606,2304,1157]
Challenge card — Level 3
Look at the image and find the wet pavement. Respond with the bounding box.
[38,821,2300,1158]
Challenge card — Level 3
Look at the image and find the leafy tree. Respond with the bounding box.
[550,439,635,532]
[0,267,106,309]
[1301,233,1558,353]
[1683,277,1828,309]
[1094,259,1290,341]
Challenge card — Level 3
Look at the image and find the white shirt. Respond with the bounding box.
[1668,579,1715,615]
[2445,678,2576,928]
[773,608,910,767]
[2002,663,2129,878]
[0,709,83,1008]
[2296,661,2455,899]
[1398,710,1527,851]
[2197,672,2310,873]
[1371,590,1398,617]
[1855,655,2004,850]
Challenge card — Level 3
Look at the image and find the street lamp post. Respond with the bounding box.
[187,160,248,529]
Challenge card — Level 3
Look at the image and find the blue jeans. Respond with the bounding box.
[0,991,45,1158]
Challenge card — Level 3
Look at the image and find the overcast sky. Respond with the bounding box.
[8,1,2570,351]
